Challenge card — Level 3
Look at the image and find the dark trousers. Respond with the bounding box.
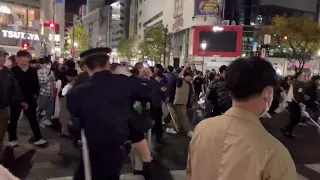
[150,106,163,140]
[0,107,9,150]
[285,101,301,133]
[8,100,42,142]
[74,146,125,180]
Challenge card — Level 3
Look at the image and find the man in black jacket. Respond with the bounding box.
[9,50,47,147]
[0,48,27,151]
[207,65,232,115]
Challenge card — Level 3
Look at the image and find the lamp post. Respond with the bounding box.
[200,39,207,72]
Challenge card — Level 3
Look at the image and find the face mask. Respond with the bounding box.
[260,93,273,118]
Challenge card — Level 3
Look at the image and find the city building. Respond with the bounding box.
[80,0,129,60]
[130,0,164,39]
[224,0,317,26]
[0,0,41,56]
[163,0,231,69]
[0,0,66,57]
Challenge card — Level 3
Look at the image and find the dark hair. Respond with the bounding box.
[64,59,76,69]
[134,62,143,70]
[29,59,38,64]
[294,72,303,80]
[219,65,227,74]
[311,75,320,81]
[130,68,139,77]
[167,65,174,72]
[8,55,16,61]
[156,69,165,78]
[155,63,164,71]
[17,50,31,58]
[83,54,109,70]
[226,57,278,100]
[111,63,120,71]
[42,58,51,65]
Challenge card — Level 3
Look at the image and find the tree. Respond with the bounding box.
[138,25,166,62]
[64,24,89,57]
[117,37,136,60]
[259,15,320,72]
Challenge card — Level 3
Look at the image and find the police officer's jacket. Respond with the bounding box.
[67,70,151,148]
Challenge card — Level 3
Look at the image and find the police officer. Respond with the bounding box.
[67,47,151,180]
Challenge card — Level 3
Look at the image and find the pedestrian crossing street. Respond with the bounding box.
[47,164,320,180]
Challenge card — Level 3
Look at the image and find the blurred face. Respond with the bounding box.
[0,54,6,66]
[297,73,306,82]
[30,63,38,68]
[17,56,30,66]
[138,66,152,79]
[259,86,274,117]
[43,63,51,69]
[184,75,192,83]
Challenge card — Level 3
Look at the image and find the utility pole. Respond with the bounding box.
[163,24,168,66]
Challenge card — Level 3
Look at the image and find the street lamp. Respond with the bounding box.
[200,39,207,72]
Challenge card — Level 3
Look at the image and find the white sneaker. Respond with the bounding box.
[39,120,45,128]
[33,139,47,146]
[44,119,52,126]
[166,128,177,134]
[187,131,194,137]
[8,141,19,147]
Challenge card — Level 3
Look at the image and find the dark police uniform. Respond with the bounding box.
[66,48,151,180]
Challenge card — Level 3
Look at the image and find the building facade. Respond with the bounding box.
[81,0,129,59]
[224,0,317,26]
[0,0,66,57]
[133,0,164,39]
[0,0,41,56]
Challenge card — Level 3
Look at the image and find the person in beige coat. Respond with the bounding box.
[187,57,297,180]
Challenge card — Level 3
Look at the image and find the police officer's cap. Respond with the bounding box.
[80,47,112,61]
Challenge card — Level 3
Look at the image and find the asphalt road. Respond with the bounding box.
[1,111,320,180]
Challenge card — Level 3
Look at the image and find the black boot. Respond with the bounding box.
[143,162,152,180]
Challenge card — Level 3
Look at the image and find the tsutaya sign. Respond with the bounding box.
[1,30,40,41]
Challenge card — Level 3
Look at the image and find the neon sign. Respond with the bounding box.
[1,30,40,41]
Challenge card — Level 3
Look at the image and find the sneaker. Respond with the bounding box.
[166,128,177,134]
[33,139,47,146]
[44,119,52,126]
[8,141,19,148]
[39,120,45,128]
[187,131,194,137]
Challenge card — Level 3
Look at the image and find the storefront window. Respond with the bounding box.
[0,3,39,32]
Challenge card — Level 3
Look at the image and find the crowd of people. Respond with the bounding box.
[0,45,319,180]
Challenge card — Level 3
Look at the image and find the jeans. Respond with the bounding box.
[37,95,54,120]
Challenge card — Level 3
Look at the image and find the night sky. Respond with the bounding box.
[65,0,117,13]
[65,0,86,13]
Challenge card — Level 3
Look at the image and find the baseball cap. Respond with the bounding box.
[0,47,8,56]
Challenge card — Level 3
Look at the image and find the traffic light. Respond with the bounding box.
[44,22,56,28]
[22,43,30,50]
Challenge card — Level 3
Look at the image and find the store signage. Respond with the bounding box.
[195,0,223,16]
[1,30,40,41]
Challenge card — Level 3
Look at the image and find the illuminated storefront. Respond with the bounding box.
[0,2,42,56]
